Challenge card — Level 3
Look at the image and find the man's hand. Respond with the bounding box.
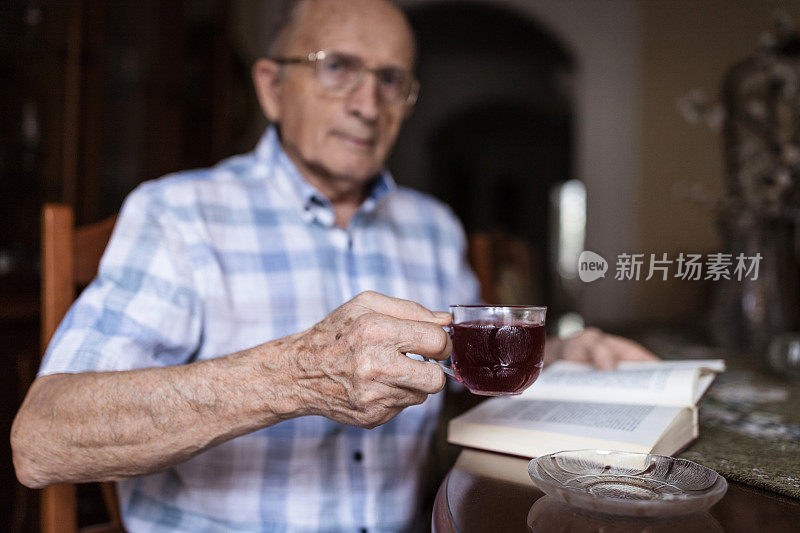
[286,291,452,428]
[544,327,658,370]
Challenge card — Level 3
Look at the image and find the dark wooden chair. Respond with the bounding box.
[40,204,124,533]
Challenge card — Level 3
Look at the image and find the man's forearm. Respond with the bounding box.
[11,338,302,488]
[12,291,459,489]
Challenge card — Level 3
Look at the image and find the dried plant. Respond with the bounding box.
[677,12,800,225]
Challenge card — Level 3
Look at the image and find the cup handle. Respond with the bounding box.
[424,324,456,379]
[425,356,456,378]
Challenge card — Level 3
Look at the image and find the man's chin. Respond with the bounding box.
[306,159,382,186]
[326,159,383,183]
[335,169,382,187]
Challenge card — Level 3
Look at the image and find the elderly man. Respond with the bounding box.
[12,0,655,531]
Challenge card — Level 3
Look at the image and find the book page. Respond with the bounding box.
[518,359,725,407]
[694,370,720,403]
[459,398,685,448]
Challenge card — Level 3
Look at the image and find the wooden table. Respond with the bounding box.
[432,449,800,532]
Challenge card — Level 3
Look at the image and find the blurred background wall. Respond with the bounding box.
[395,0,640,327]
[638,0,800,321]
[3,0,800,530]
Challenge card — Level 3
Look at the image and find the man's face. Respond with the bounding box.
[258,0,415,187]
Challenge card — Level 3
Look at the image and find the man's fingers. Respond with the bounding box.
[394,318,452,359]
[353,291,451,324]
[560,338,591,364]
[559,328,659,368]
[603,335,660,361]
[389,356,447,395]
[393,390,430,408]
[588,340,617,370]
[356,314,451,358]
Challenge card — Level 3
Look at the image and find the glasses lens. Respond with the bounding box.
[375,67,411,103]
[315,52,416,105]
[317,53,361,91]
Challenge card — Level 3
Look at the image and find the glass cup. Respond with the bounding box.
[767,333,800,380]
[429,305,547,396]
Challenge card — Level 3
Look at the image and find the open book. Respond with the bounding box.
[447,359,725,458]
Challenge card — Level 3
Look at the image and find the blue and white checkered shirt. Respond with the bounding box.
[39,127,480,532]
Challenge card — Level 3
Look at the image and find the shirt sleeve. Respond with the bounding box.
[441,206,482,306]
[38,183,203,375]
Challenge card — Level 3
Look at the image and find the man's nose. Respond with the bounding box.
[346,72,380,122]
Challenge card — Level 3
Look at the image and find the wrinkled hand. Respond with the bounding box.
[288,291,452,429]
[544,327,658,370]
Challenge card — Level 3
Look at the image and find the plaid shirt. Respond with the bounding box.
[39,127,480,532]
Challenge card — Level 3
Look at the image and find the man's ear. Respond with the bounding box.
[252,58,283,122]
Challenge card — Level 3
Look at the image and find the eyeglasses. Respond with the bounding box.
[270,50,419,107]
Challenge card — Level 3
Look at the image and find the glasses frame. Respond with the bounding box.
[270,50,419,107]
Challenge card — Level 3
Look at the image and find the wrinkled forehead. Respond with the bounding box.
[289,0,415,69]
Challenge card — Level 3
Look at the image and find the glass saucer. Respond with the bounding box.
[527,450,728,517]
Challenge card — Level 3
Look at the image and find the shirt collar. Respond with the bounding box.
[254,127,396,226]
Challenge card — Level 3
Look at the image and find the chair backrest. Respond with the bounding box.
[467,232,496,304]
[40,204,123,533]
[467,230,540,306]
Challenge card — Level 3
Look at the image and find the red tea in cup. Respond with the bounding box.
[424,305,546,395]
[450,321,546,395]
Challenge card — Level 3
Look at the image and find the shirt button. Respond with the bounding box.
[353,451,363,462]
